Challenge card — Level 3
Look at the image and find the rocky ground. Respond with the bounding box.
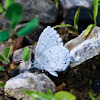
[0,0,100,100]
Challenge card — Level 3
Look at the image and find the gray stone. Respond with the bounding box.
[14,0,58,24]
[60,0,92,16]
[13,45,35,73]
[13,24,45,43]
[0,14,10,30]
[28,24,45,42]
[65,26,100,67]
[5,71,55,100]
[13,45,35,62]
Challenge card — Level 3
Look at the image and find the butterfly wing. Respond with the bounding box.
[35,26,63,58]
[31,26,71,76]
[33,46,70,76]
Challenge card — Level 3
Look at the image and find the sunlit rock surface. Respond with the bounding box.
[5,71,55,100]
[65,26,100,67]
[60,0,92,16]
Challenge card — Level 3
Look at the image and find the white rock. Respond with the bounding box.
[60,0,92,10]
[5,71,55,100]
[65,26,100,67]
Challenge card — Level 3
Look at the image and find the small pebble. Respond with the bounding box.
[92,81,100,93]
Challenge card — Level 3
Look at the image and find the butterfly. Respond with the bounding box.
[30,26,71,77]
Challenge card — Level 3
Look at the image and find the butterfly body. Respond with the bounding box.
[31,26,71,77]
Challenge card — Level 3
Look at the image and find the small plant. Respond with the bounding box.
[0,0,39,41]
[89,91,96,100]
[89,80,96,100]
[84,0,99,37]
[0,0,38,88]
[53,6,81,34]
[23,89,76,100]
[0,46,31,87]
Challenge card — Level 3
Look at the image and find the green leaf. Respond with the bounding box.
[0,31,10,42]
[54,91,76,100]
[74,6,81,32]
[0,66,5,71]
[0,55,5,61]
[5,2,23,29]
[0,4,4,13]
[4,60,9,64]
[47,90,55,100]
[53,24,73,29]
[17,18,39,36]
[93,0,99,26]
[0,83,5,88]
[89,91,96,100]
[54,0,60,8]
[4,47,11,59]
[22,47,31,61]
[84,24,94,38]
[23,90,49,100]
[5,0,15,9]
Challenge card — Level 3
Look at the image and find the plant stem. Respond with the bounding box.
[6,59,23,66]
[3,60,23,79]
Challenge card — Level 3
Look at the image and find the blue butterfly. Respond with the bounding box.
[30,26,71,77]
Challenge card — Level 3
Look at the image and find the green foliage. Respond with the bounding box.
[0,1,39,42]
[24,90,50,100]
[24,90,76,100]
[54,0,60,8]
[0,47,11,64]
[17,18,39,36]
[0,4,4,13]
[0,31,10,42]
[22,46,31,61]
[89,91,96,100]
[0,83,5,88]
[53,24,73,29]
[0,66,5,71]
[54,91,76,100]
[0,47,11,65]
[84,0,99,37]
[0,55,5,61]
[74,6,81,32]
[0,46,30,79]
[93,0,99,26]
[53,7,80,34]
[84,24,94,37]
[5,2,23,29]
[0,1,38,80]
[5,0,15,9]
[4,47,11,59]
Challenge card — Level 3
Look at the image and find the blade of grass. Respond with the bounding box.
[54,0,60,8]
[84,24,94,38]
[89,91,96,100]
[74,6,81,32]
[53,24,73,29]
[93,0,99,26]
